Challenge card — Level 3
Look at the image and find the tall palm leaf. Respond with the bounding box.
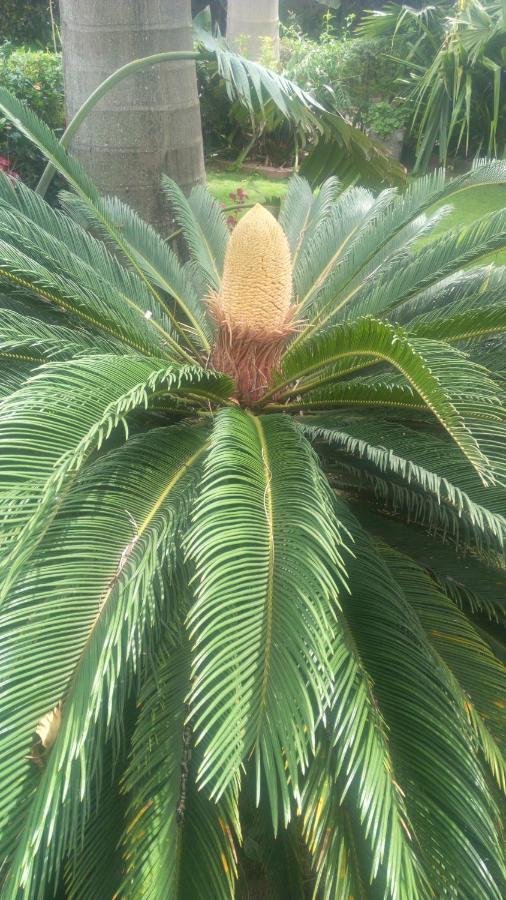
[0,91,504,899]
[361,1,506,172]
[194,21,406,188]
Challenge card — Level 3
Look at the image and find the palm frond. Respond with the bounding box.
[0,238,170,357]
[186,409,348,825]
[293,186,379,313]
[278,175,340,267]
[332,497,505,899]
[378,544,506,793]
[410,302,506,343]
[235,783,307,900]
[0,360,33,397]
[0,308,124,360]
[161,177,228,292]
[302,771,368,899]
[0,173,182,357]
[291,161,506,338]
[64,741,127,900]
[271,376,427,413]
[275,318,502,485]
[60,192,213,351]
[0,356,231,593]
[301,416,506,553]
[0,87,99,202]
[121,638,239,899]
[0,91,209,354]
[0,424,207,896]
[298,118,406,189]
[194,24,405,188]
[301,542,430,897]
[345,498,506,621]
[346,207,506,326]
[389,261,505,323]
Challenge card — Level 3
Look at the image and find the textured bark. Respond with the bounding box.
[226,0,280,62]
[60,0,205,231]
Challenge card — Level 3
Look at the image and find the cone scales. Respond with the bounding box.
[210,204,294,402]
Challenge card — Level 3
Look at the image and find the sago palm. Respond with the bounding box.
[0,88,505,899]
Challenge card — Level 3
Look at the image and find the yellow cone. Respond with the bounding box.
[218,204,292,334]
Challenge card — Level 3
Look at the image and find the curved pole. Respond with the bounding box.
[35,50,199,197]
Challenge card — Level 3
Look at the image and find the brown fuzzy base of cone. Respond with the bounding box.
[209,304,294,404]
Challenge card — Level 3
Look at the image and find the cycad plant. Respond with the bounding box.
[0,89,505,899]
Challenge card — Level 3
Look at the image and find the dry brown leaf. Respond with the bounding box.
[28,704,62,767]
[35,704,61,749]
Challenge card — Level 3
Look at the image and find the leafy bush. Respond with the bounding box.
[280,25,351,111]
[0,45,63,189]
[280,0,377,38]
[363,99,407,138]
[282,26,409,122]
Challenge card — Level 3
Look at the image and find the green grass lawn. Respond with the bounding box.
[207,166,506,264]
[207,166,290,210]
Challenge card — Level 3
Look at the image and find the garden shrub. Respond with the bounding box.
[0,45,63,189]
[281,26,410,132]
[362,100,407,139]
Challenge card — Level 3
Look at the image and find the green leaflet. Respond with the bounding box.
[186,409,348,825]
[301,542,430,897]
[162,177,229,292]
[121,638,239,900]
[0,308,125,360]
[272,376,427,412]
[291,160,506,341]
[275,317,502,485]
[60,192,213,351]
[332,497,505,899]
[0,425,208,897]
[0,355,232,595]
[0,92,208,356]
[0,173,180,357]
[64,741,127,900]
[377,544,506,793]
[300,416,506,553]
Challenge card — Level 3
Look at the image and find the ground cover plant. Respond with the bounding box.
[0,88,504,898]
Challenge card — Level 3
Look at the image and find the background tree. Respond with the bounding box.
[59,0,205,229]
[226,0,281,62]
[1,0,59,47]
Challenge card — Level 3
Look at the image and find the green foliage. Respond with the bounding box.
[280,1,375,38]
[363,100,407,138]
[361,1,506,171]
[0,93,504,898]
[195,21,405,186]
[0,0,57,47]
[0,45,63,189]
[281,27,407,116]
[0,19,403,200]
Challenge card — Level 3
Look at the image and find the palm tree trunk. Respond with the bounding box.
[226,0,280,63]
[59,0,205,231]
